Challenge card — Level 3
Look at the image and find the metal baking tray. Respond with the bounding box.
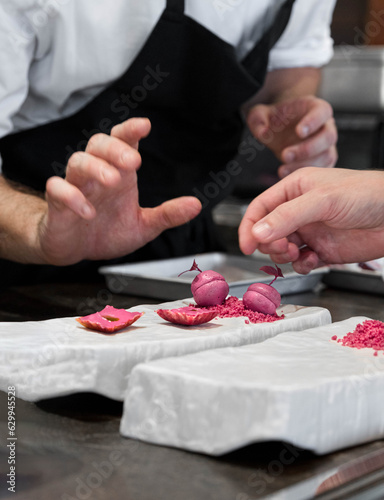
[318,45,384,112]
[322,265,384,295]
[99,252,328,300]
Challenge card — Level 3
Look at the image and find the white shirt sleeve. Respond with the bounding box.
[0,5,36,171]
[268,0,337,70]
[0,6,36,139]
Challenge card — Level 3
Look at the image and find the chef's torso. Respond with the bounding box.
[0,0,336,141]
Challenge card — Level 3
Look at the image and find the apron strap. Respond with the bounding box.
[242,0,295,76]
[268,0,295,48]
[166,0,185,14]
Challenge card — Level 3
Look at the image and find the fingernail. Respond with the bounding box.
[256,125,267,135]
[101,168,117,184]
[300,125,310,138]
[81,204,93,218]
[301,254,317,273]
[284,151,295,163]
[279,166,290,178]
[252,222,272,240]
[122,150,133,165]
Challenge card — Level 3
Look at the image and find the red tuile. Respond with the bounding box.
[156,306,218,326]
[77,305,144,333]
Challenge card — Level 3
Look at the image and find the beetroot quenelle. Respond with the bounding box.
[243,265,284,315]
[191,270,229,306]
[179,260,229,306]
[243,283,281,315]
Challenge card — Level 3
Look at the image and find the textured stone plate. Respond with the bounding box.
[0,300,330,402]
[121,317,384,455]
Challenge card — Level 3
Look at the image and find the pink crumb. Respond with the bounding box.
[336,320,384,354]
[331,335,337,341]
[193,296,284,324]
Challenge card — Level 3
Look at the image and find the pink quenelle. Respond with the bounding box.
[191,270,229,307]
[243,283,281,315]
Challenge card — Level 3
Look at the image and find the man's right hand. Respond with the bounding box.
[239,167,384,274]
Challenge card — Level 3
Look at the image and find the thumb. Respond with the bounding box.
[239,191,329,256]
[142,196,202,240]
[251,193,327,243]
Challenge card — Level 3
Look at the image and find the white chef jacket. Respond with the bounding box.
[0,0,336,163]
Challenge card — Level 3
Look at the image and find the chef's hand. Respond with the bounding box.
[238,167,384,274]
[247,96,338,178]
[37,117,201,265]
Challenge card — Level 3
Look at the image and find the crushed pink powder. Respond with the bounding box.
[333,320,384,355]
[195,296,284,324]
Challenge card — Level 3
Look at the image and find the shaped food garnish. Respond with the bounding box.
[179,260,229,306]
[242,265,284,315]
[156,306,218,326]
[76,305,144,333]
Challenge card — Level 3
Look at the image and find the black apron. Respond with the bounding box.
[0,0,295,285]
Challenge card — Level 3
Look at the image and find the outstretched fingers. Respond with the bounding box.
[45,176,96,220]
[280,119,338,174]
[141,196,202,242]
[65,128,144,197]
[65,151,121,189]
[295,98,334,140]
[111,117,151,149]
[85,133,142,172]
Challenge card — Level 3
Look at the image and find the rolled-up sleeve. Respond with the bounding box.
[268,0,337,70]
[0,5,36,170]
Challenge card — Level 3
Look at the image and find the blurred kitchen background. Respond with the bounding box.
[214,0,384,253]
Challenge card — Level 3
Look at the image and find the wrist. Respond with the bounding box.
[0,177,48,264]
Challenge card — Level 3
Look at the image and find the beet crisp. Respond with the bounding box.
[199,296,284,324]
[332,319,384,356]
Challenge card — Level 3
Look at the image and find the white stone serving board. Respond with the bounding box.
[121,317,384,456]
[0,300,330,402]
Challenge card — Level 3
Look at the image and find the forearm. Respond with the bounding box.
[0,175,46,264]
[244,67,321,112]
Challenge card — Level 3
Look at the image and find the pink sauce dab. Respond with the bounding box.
[334,319,384,355]
[76,305,144,333]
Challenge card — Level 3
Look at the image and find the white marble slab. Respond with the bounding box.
[0,300,330,402]
[121,317,384,456]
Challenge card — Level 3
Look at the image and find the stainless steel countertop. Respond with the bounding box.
[0,281,383,499]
